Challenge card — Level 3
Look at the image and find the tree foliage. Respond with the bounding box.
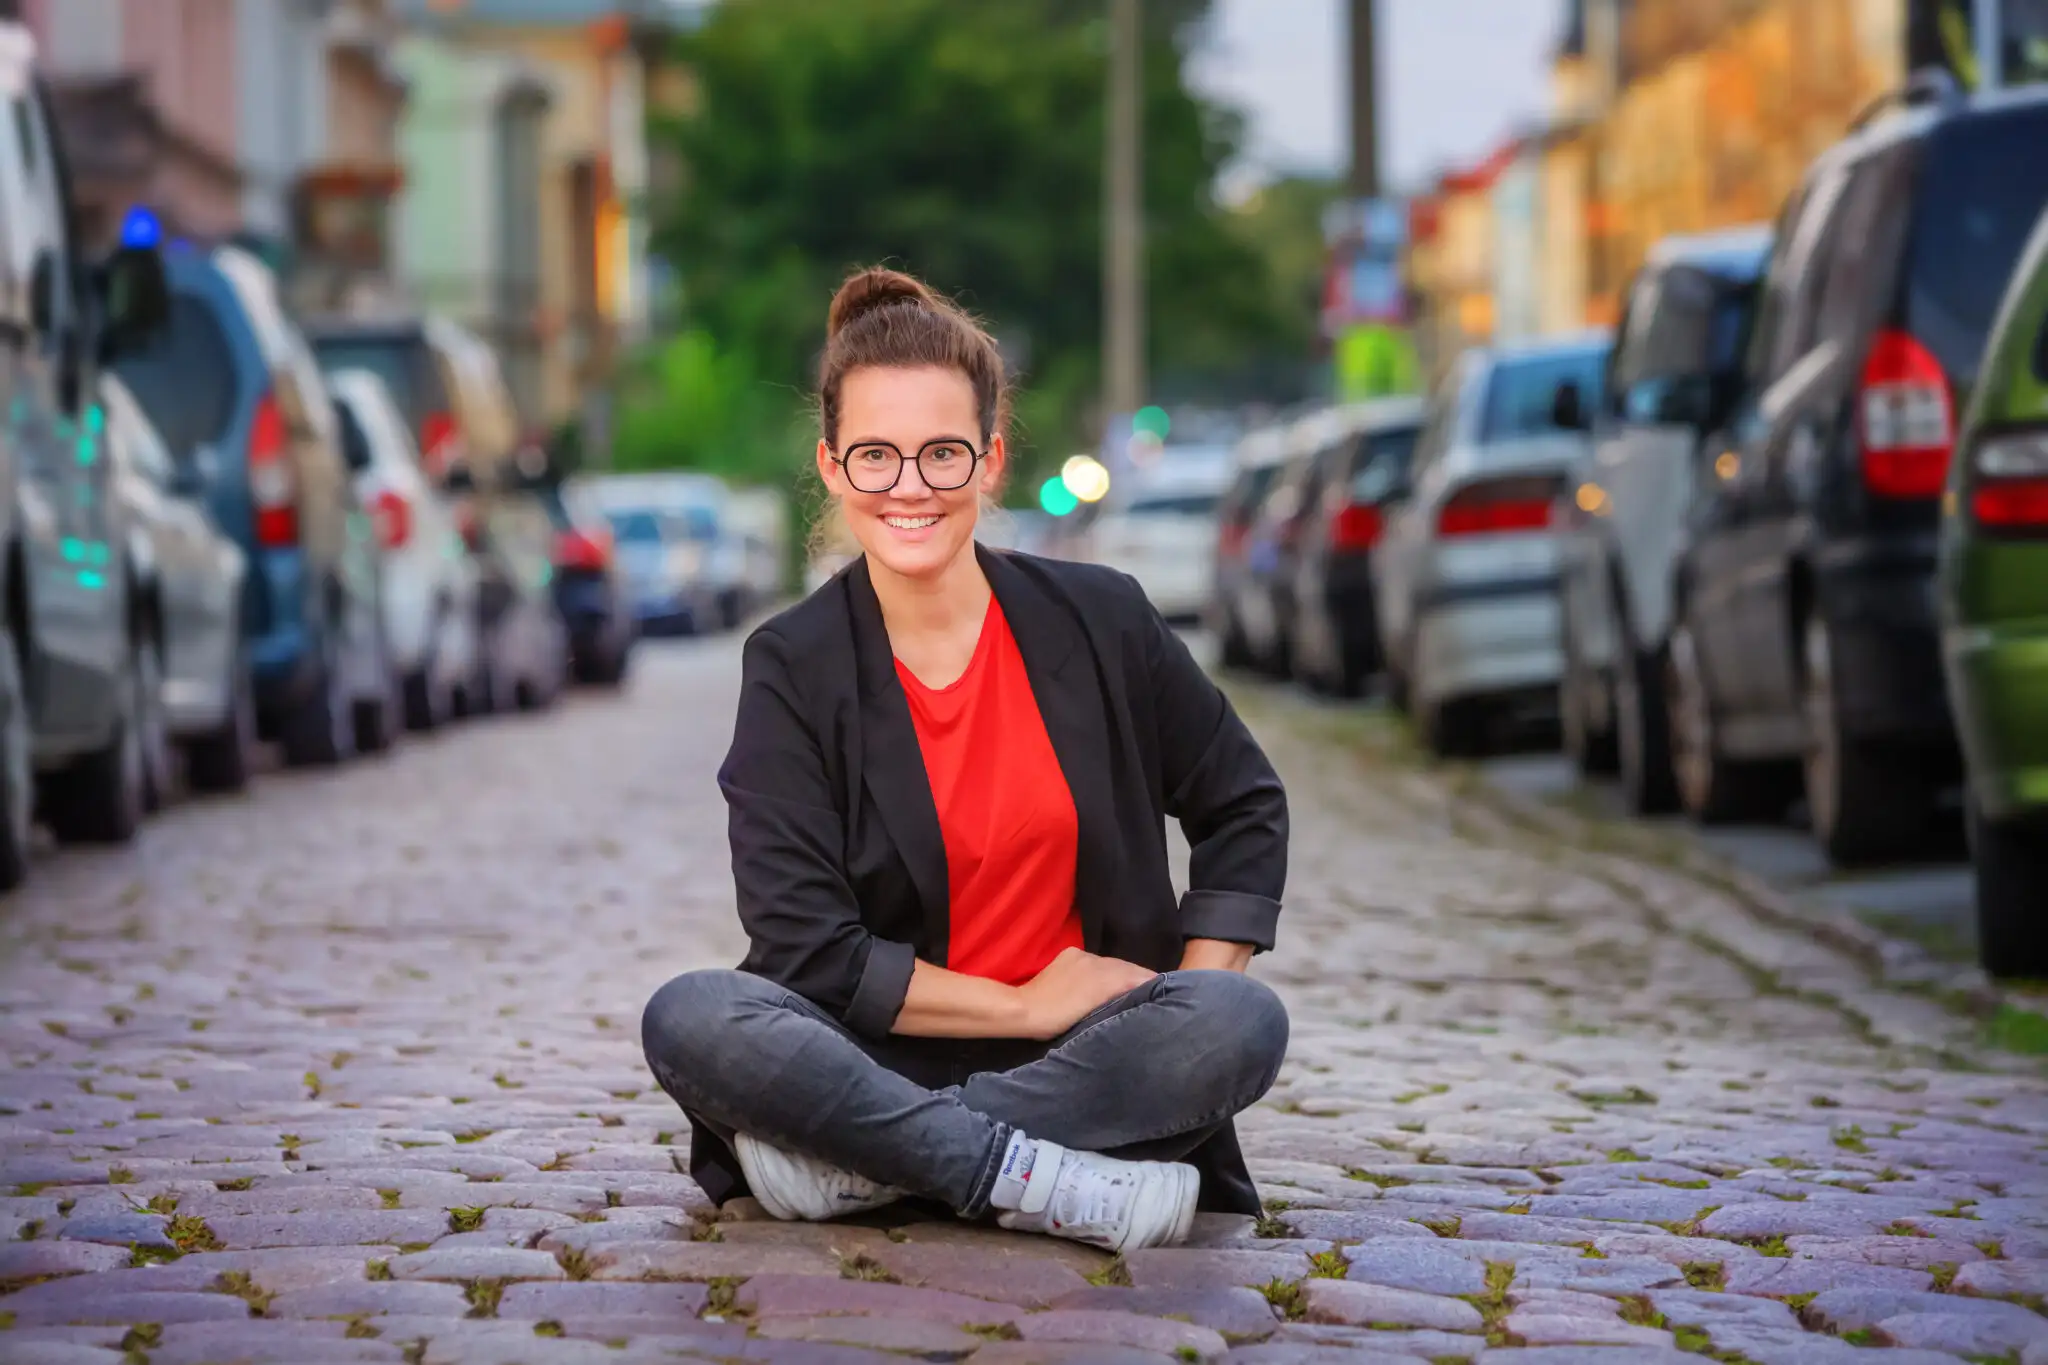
[635,0,1309,490]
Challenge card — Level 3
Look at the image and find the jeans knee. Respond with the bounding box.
[641,969,754,1078]
[1173,969,1290,1094]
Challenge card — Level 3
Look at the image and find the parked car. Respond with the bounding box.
[539,479,633,686]
[1554,225,1772,813]
[100,374,254,800]
[1373,332,1611,755]
[1938,204,2048,978]
[578,473,741,634]
[449,468,567,713]
[304,314,521,488]
[0,26,176,881]
[114,243,395,767]
[1087,452,1236,624]
[1210,425,1298,672]
[1284,398,1426,697]
[327,369,479,730]
[1669,78,2048,863]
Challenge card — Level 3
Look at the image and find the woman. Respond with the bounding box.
[641,267,1290,1254]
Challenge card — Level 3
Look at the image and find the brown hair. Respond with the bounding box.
[817,266,1009,448]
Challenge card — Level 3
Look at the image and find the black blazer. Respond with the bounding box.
[698,545,1288,1214]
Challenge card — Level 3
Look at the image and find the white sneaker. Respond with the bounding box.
[995,1140,1199,1252]
[732,1133,903,1222]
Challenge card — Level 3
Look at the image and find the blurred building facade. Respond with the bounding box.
[1406,0,2048,372]
[390,0,692,434]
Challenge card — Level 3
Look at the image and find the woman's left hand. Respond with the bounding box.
[1179,938,1254,973]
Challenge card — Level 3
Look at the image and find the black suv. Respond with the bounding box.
[1669,74,2048,864]
[0,31,172,888]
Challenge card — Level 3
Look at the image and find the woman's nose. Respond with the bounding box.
[893,456,934,496]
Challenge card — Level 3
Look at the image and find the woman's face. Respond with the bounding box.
[819,365,1003,583]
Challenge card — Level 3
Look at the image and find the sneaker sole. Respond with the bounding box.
[733,1134,900,1223]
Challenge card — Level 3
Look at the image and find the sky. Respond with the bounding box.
[1188,0,1564,201]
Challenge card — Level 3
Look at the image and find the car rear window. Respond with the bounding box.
[1128,492,1220,517]
[1480,349,1609,444]
[310,334,449,434]
[1225,464,1282,522]
[1349,424,1421,500]
[605,510,666,545]
[1906,110,2048,384]
[112,294,238,459]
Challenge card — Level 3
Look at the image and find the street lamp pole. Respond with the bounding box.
[1104,0,1146,425]
[1348,0,1379,198]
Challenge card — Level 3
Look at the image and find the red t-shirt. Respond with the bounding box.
[896,598,1083,986]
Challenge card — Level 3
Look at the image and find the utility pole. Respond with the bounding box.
[1975,0,2003,91]
[1347,0,1379,197]
[1104,0,1146,424]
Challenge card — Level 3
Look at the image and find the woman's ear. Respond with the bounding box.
[981,433,1007,494]
[816,438,840,492]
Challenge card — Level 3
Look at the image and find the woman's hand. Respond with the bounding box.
[1017,947,1157,1041]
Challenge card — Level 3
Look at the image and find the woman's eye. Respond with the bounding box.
[927,445,966,463]
[853,449,893,466]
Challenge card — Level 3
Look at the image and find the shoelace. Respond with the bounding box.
[1050,1167,1131,1236]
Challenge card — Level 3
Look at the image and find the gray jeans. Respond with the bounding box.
[641,967,1289,1217]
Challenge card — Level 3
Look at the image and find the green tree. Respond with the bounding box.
[644,0,1302,494]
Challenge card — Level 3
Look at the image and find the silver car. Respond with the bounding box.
[1374,333,1612,756]
[100,374,254,801]
[1554,226,1770,813]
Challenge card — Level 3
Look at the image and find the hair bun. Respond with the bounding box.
[827,267,934,339]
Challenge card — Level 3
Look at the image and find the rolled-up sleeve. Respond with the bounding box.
[720,627,913,1038]
[1142,589,1289,951]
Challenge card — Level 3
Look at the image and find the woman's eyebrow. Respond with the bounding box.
[843,434,977,447]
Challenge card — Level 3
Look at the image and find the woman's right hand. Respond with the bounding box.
[1017,947,1157,1040]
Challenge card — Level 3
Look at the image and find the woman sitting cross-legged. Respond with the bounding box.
[641,266,1291,1254]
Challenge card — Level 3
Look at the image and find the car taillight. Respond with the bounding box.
[1330,502,1383,550]
[247,390,296,547]
[420,410,459,477]
[1969,430,2048,531]
[1437,476,1559,537]
[371,489,411,550]
[553,529,611,572]
[1858,329,1953,499]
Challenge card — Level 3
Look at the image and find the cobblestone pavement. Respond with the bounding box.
[0,640,2044,1365]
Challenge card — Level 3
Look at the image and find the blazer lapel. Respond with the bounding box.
[846,559,953,961]
[981,548,1119,953]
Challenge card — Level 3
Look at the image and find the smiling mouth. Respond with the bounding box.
[882,514,942,530]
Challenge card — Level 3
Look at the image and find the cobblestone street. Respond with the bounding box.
[1,638,2044,1365]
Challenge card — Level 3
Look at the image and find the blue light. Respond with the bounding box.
[119,206,162,250]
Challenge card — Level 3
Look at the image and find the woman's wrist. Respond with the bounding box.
[1179,938,1254,973]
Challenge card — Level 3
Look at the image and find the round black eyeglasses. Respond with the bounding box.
[834,440,984,493]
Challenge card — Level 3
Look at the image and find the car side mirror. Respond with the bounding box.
[95,246,171,362]
[1551,380,1588,432]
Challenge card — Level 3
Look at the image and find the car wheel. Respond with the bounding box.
[42,635,147,845]
[135,638,173,813]
[574,639,630,688]
[1666,614,1794,825]
[279,630,354,768]
[1802,616,1932,866]
[1971,802,2048,979]
[185,647,256,794]
[0,629,34,891]
[1218,612,1254,670]
[1560,612,1618,777]
[1615,639,1679,816]
[1421,694,1488,760]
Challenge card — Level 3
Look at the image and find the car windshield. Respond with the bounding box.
[111,295,237,459]
[1127,492,1221,517]
[310,334,447,434]
[1349,425,1421,500]
[1479,348,1609,443]
[605,510,667,546]
[1907,110,2048,384]
[1228,464,1283,521]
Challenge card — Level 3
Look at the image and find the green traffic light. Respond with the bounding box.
[1132,405,1171,440]
[1039,477,1079,516]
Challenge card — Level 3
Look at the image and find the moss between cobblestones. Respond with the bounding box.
[167,1215,221,1253]
[216,1270,273,1315]
[1682,1261,1727,1291]
[836,1250,898,1282]
[1421,1216,1461,1238]
[447,1206,486,1234]
[1307,1250,1348,1278]
[144,1194,178,1215]
[533,1320,564,1337]
[107,1165,135,1185]
[1258,1278,1306,1320]
[1084,1258,1131,1288]
[465,1280,504,1318]
[554,1246,592,1280]
[1344,1169,1413,1189]
[701,1276,744,1318]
